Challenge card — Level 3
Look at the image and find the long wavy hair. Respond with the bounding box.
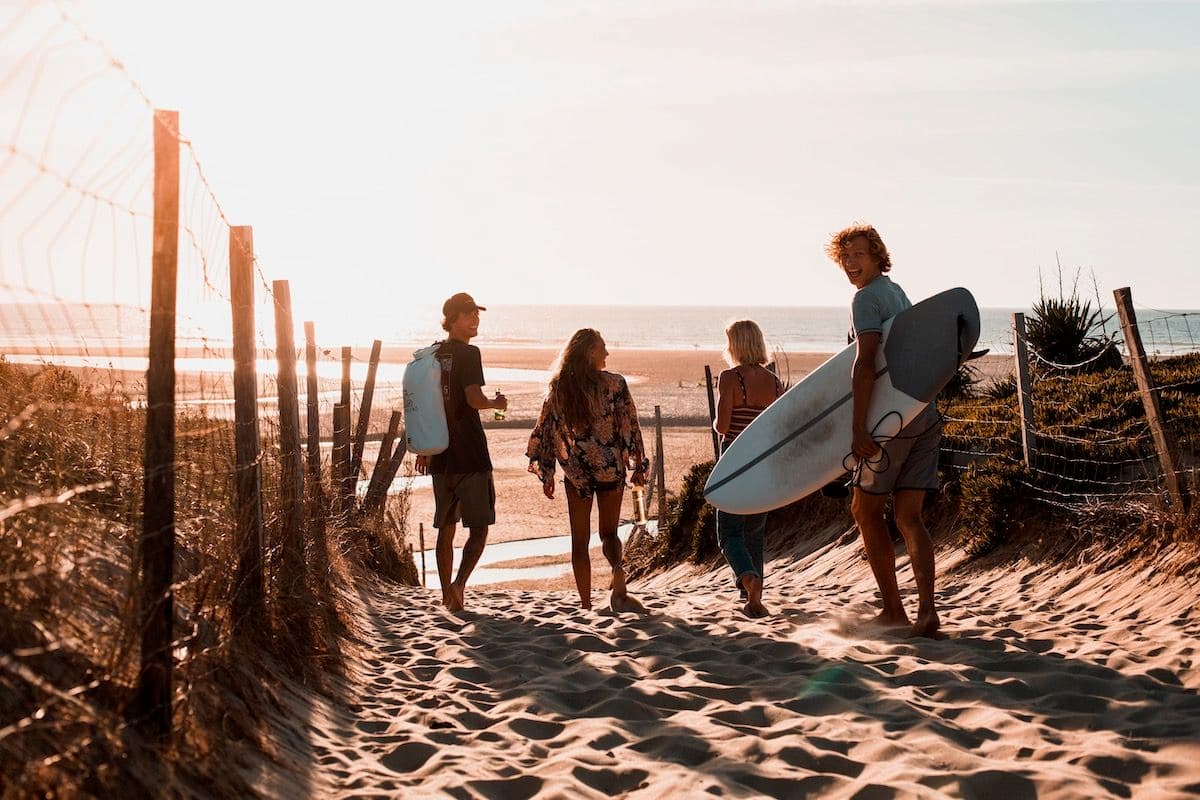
[548,328,604,433]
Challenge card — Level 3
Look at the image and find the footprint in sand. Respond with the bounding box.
[380,741,437,774]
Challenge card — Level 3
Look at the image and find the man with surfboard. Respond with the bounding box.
[414,292,508,613]
[827,224,941,638]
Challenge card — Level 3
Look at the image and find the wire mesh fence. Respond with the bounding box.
[941,304,1199,520]
[1,2,414,788]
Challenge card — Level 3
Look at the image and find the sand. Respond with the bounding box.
[293,523,1200,798]
[255,346,1200,797]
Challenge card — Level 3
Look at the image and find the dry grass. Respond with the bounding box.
[0,358,412,797]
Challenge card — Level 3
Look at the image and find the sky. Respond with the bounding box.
[3,0,1198,337]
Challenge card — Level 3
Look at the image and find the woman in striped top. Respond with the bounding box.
[713,319,784,617]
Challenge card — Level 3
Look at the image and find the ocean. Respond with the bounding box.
[2,302,1199,358]
[398,303,1198,357]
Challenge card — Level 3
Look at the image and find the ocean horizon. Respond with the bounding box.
[2,301,1198,358]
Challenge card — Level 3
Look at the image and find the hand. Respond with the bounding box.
[851,428,880,460]
[494,392,508,412]
[631,468,648,487]
[415,454,429,475]
[543,481,555,500]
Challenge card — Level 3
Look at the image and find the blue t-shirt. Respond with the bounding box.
[850,275,911,340]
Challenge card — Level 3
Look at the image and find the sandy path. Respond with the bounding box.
[300,528,1200,799]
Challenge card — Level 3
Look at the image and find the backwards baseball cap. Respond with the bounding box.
[442,292,486,318]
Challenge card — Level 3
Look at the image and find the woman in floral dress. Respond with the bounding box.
[526,329,649,611]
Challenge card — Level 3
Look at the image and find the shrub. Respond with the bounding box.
[940,363,982,402]
[1025,266,1121,373]
[662,460,718,564]
[984,373,1018,401]
[955,461,1035,557]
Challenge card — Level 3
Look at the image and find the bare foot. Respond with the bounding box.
[444,583,465,613]
[739,574,770,618]
[870,610,910,628]
[742,601,770,618]
[610,593,648,614]
[910,611,941,638]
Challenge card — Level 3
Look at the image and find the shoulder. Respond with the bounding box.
[850,285,877,308]
[600,370,627,388]
[456,342,482,362]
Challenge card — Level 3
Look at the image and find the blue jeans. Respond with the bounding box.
[716,508,766,594]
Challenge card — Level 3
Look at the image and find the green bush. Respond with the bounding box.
[940,363,982,402]
[983,373,1017,401]
[955,461,1034,557]
[662,460,718,564]
[1025,267,1120,372]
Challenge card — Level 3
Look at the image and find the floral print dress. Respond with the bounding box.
[526,371,649,497]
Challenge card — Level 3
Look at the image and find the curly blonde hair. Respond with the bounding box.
[825,223,892,273]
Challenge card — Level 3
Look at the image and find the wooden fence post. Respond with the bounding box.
[133,108,179,741]
[703,365,720,461]
[332,403,352,520]
[304,321,321,482]
[419,522,426,588]
[272,281,306,595]
[1114,287,1187,513]
[362,410,402,515]
[351,339,382,478]
[642,451,658,514]
[654,405,666,530]
[1012,313,1037,469]
[341,346,352,410]
[362,434,407,518]
[229,225,264,632]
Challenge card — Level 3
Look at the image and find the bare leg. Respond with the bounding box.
[565,485,594,609]
[436,521,461,611]
[742,512,769,617]
[894,490,939,637]
[740,573,768,618]
[598,487,646,613]
[450,526,489,611]
[852,488,908,626]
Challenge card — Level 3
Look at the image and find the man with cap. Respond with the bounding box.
[415,292,507,612]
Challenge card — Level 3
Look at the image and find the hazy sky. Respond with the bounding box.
[8,1,1200,330]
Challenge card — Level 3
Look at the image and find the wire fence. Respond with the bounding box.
[1,2,415,791]
[941,306,1199,518]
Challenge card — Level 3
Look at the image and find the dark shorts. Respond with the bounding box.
[564,478,623,500]
[853,405,942,495]
[432,471,496,529]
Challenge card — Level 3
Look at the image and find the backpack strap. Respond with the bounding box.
[435,340,451,409]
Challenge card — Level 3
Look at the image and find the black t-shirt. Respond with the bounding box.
[428,338,492,475]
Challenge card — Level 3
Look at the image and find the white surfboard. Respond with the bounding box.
[704,287,980,514]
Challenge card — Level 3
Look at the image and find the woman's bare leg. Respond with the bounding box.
[565,484,594,609]
[597,487,646,613]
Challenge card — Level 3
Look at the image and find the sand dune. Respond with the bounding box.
[291,523,1200,799]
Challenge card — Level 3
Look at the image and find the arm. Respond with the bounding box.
[713,369,734,436]
[525,396,558,498]
[618,377,649,485]
[464,384,506,412]
[851,332,882,459]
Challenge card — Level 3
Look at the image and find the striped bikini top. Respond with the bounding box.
[724,366,783,442]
